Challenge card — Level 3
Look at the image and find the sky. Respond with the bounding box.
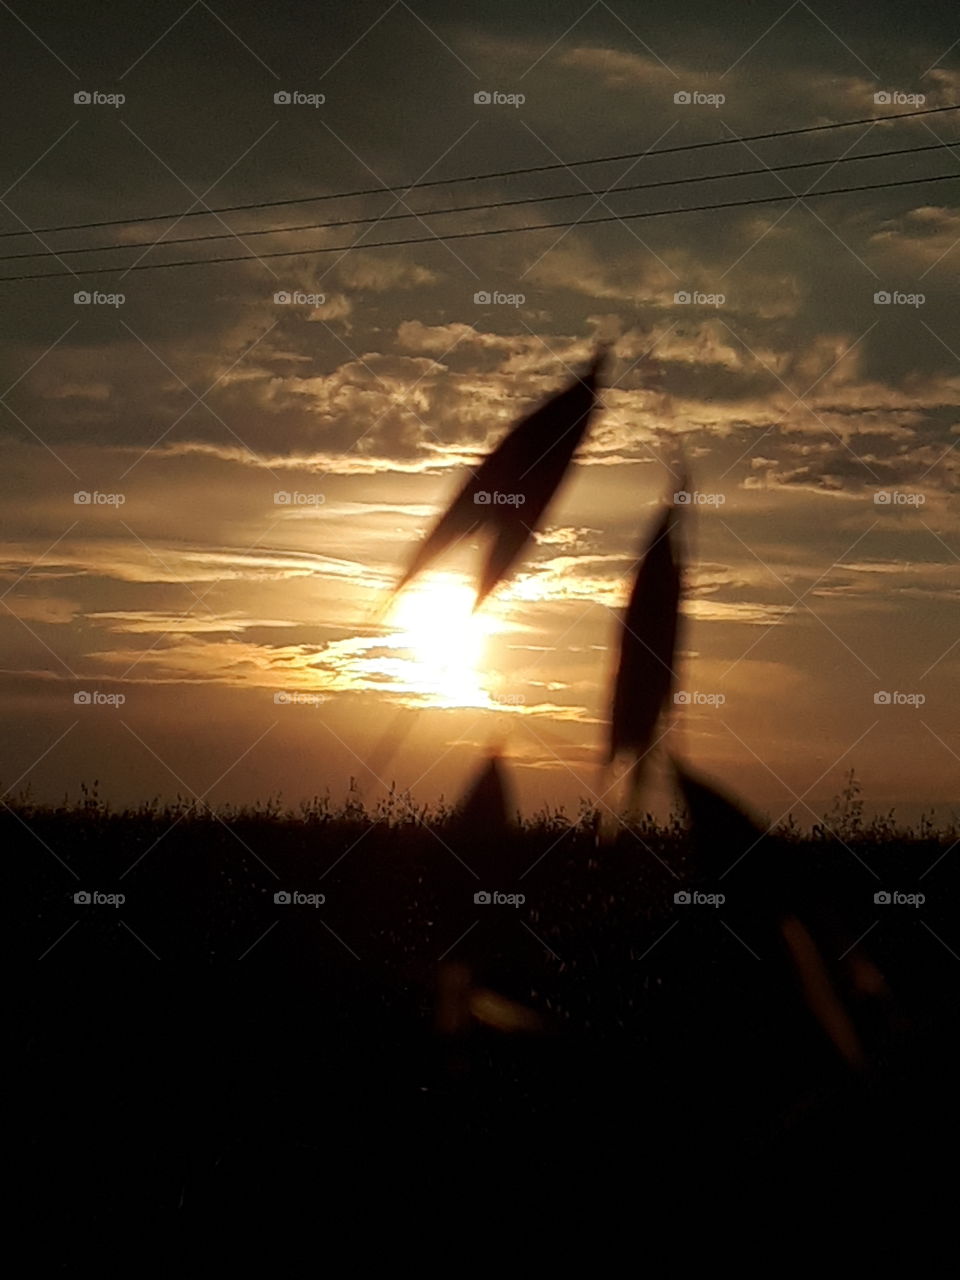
[0,0,958,824]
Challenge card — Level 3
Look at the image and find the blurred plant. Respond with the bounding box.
[605,498,683,826]
[393,348,608,608]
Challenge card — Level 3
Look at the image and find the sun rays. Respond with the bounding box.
[385,576,499,708]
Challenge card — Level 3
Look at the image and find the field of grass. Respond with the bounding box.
[12,783,960,1252]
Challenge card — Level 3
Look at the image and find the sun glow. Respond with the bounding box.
[387,576,499,708]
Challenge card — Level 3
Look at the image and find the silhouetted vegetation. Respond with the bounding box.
[13,777,959,1245]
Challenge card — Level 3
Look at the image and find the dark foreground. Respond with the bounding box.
[12,794,960,1260]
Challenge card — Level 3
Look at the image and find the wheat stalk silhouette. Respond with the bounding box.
[384,344,887,1063]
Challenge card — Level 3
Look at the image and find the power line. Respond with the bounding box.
[2,135,957,265]
[2,171,955,284]
[1,100,957,243]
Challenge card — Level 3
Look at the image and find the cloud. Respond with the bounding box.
[86,611,300,634]
[871,205,960,272]
[303,293,353,324]
[1,596,80,624]
[684,599,793,624]
[335,253,441,291]
[0,539,378,588]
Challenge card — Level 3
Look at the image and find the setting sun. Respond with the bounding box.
[386,577,500,708]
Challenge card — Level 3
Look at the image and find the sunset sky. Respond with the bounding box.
[1,0,958,822]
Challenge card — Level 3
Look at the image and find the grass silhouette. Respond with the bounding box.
[13,780,959,1243]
